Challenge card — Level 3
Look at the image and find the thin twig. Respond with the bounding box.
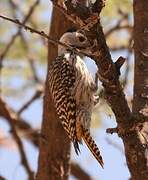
[105,25,132,38]
[0,15,92,58]
[0,98,40,147]
[0,0,40,64]
[71,163,92,180]
[17,86,43,115]
[9,0,38,28]
[8,0,41,84]
[18,30,42,83]
[0,98,34,180]
[105,10,131,37]
[0,0,40,95]
[28,58,42,83]
[8,0,18,18]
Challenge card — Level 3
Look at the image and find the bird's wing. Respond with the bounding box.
[48,55,80,154]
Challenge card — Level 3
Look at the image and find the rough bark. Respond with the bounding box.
[63,1,148,179]
[36,1,148,179]
[133,1,148,117]
[131,0,148,179]
[36,1,74,180]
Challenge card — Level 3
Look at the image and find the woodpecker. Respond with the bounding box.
[48,29,104,168]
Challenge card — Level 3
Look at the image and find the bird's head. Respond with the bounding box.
[58,28,91,56]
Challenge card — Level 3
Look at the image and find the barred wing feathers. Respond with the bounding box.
[48,55,80,153]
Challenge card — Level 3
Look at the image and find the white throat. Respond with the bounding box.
[64,52,71,59]
[58,46,67,56]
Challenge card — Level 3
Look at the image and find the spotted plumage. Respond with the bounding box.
[48,30,104,167]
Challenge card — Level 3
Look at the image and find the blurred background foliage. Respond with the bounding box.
[0,0,133,179]
[0,0,132,96]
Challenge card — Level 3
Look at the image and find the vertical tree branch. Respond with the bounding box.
[62,1,148,179]
[36,1,75,179]
[133,1,148,118]
[131,0,148,179]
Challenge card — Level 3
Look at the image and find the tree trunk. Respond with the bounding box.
[36,1,74,179]
[36,1,148,179]
[133,2,148,116]
[130,0,148,179]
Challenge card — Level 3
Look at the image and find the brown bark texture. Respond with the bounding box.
[62,1,148,179]
[36,1,74,180]
[133,1,148,116]
[36,0,148,179]
[132,0,148,179]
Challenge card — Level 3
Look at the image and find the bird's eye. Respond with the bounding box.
[78,36,86,42]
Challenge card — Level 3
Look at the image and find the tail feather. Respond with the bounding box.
[82,129,104,168]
